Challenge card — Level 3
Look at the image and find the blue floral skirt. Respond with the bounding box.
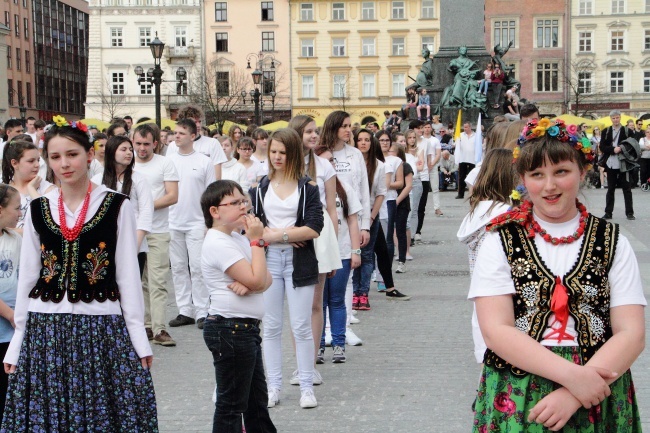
[1,312,158,432]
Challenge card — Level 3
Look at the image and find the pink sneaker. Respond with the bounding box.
[352,295,360,310]
[358,295,370,310]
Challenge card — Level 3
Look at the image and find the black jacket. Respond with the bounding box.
[600,124,631,159]
[249,176,324,287]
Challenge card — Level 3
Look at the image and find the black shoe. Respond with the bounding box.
[385,289,411,301]
[455,195,464,199]
[197,317,206,329]
[169,314,196,327]
[602,213,612,220]
[627,215,636,220]
[410,238,415,247]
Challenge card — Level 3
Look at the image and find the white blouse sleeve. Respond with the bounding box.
[467,230,516,300]
[115,198,153,358]
[133,174,153,234]
[4,207,42,365]
[374,163,387,199]
[608,234,647,307]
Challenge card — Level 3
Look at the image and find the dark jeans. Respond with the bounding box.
[203,316,276,433]
[353,218,380,296]
[641,158,650,186]
[374,224,395,289]
[395,205,409,262]
[439,171,458,190]
[457,162,475,198]
[489,82,503,105]
[605,167,634,216]
[416,180,430,235]
[385,200,397,261]
[137,252,146,278]
[322,259,350,348]
[0,342,8,419]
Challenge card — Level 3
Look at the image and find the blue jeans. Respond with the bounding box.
[352,218,380,296]
[321,259,350,348]
[478,80,489,94]
[385,200,397,260]
[203,316,276,433]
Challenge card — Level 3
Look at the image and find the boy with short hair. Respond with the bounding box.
[200,180,276,433]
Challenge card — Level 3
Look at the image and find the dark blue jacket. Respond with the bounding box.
[249,176,323,287]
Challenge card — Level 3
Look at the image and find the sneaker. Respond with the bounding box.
[371,270,377,282]
[414,233,422,244]
[410,238,415,247]
[290,369,300,385]
[406,254,414,261]
[349,314,360,324]
[197,317,206,330]
[267,388,280,408]
[300,389,317,409]
[346,327,363,346]
[145,327,153,340]
[317,347,325,365]
[396,262,406,273]
[627,214,636,220]
[352,295,360,310]
[377,282,387,292]
[169,314,195,327]
[312,369,323,385]
[153,330,176,347]
[357,295,370,310]
[290,368,323,385]
[324,328,332,347]
[386,288,411,301]
[332,346,346,363]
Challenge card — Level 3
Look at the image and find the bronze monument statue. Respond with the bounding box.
[492,41,521,90]
[439,46,487,112]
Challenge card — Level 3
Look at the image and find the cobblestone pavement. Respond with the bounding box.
[151,188,650,432]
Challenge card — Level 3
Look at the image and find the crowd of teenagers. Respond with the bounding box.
[0,102,645,432]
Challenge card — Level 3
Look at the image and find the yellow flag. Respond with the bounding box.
[454,109,462,141]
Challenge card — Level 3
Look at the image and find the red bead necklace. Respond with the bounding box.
[59,181,92,242]
[527,199,588,245]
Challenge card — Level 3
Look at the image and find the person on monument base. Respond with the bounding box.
[470,120,645,432]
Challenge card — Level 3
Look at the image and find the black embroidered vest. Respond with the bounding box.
[29,192,126,303]
[483,215,618,376]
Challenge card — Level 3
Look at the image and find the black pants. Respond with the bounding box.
[373,224,395,288]
[640,159,650,186]
[395,205,409,263]
[457,162,475,198]
[605,167,634,216]
[416,180,430,235]
[0,342,8,419]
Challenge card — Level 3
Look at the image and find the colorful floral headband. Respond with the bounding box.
[513,118,595,164]
[52,115,88,133]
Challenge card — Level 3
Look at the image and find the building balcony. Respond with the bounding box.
[99,94,191,106]
[165,46,196,63]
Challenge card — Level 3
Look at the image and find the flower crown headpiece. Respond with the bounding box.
[513,118,595,165]
[52,115,88,133]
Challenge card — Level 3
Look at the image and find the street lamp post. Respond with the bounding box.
[244,52,275,126]
[134,33,186,129]
[251,70,262,125]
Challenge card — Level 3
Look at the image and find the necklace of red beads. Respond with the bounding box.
[59,181,92,242]
[524,199,588,245]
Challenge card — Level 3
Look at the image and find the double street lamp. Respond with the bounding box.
[134,33,187,129]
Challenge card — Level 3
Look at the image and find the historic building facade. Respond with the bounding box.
[289,0,440,124]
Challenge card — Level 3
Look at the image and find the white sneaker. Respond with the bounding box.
[300,388,318,408]
[312,368,323,385]
[290,369,300,386]
[267,388,280,408]
[349,314,360,324]
[291,369,323,386]
[414,234,422,244]
[371,270,377,282]
[396,262,406,273]
[324,328,332,346]
[406,254,414,261]
[346,327,363,346]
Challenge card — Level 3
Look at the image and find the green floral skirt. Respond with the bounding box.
[473,346,642,433]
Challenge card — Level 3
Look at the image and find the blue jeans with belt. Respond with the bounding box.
[203,315,276,433]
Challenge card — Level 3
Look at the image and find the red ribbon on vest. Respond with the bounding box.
[547,276,572,342]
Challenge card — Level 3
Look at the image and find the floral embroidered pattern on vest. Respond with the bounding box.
[82,242,110,285]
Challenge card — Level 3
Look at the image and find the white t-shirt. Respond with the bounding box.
[134,154,179,233]
[0,230,21,343]
[167,150,216,231]
[425,136,441,175]
[417,138,436,181]
[17,180,55,229]
[306,154,336,208]
[383,155,402,201]
[469,212,647,347]
[202,230,265,320]
[405,153,419,180]
[88,159,104,180]
[167,135,227,169]
[332,144,371,230]
[371,160,387,207]
[264,184,299,235]
[221,159,249,191]
[250,154,269,177]
[336,182,363,260]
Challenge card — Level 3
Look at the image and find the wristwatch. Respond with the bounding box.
[250,239,267,248]
[351,249,362,255]
[282,231,289,244]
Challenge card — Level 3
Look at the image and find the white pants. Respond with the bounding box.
[264,247,315,391]
[169,227,209,319]
[429,165,440,210]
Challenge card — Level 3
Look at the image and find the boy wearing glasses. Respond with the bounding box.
[200,180,276,433]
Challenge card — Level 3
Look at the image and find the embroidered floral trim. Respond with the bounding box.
[82,242,110,285]
[40,244,61,283]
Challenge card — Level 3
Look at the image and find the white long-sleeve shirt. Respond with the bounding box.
[4,185,152,365]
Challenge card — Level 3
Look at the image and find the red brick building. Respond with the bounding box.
[484,0,569,116]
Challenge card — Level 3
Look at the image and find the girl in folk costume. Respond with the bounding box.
[469,118,645,432]
[1,117,158,432]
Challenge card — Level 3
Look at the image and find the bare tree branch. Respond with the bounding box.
[93,77,130,122]
[563,60,609,118]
